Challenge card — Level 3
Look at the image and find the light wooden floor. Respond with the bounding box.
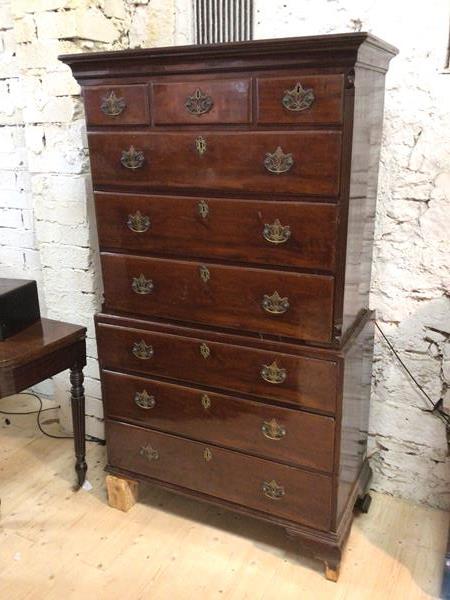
[0,394,448,600]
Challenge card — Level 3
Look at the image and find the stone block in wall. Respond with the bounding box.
[1,207,23,228]
[41,69,80,96]
[24,96,77,124]
[34,198,86,226]
[13,15,36,43]
[103,0,128,20]
[11,0,88,17]
[32,173,87,204]
[0,3,13,30]
[39,243,91,270]
[0,227,35,249]
[36,8,120,43]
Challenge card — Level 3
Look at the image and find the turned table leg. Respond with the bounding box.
[70,363,87,488]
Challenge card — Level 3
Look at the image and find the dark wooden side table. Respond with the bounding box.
[0,318,87,487]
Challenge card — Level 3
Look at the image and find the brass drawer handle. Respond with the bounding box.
[263,219,291,244]
[100,90,126,116]
[264,146,294,175]
[262,418,286,441]
[132,340,154,360]
[261,361,287,385]
[201,394,211,410]
[140,443,159,461]
[203,447,213,462]
[127,211,150,233]
[198,200,209,219]
[262,291,289,315]
[282,82,315,112]
[185,88,213,115]
[132,274,154,295]
[121,145,145,170]
[200,342,211,359]
[134,390,156,410]
[262,479,285,500]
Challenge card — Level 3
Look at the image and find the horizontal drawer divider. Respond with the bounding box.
[93,184,342,203]
[99,248,335,277]
[87,122,344,132]
[101,367,337,418]
[101,308,337,349]
[107,416,334,475]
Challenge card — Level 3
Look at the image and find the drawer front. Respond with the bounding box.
[107,420,332,530]
[101,253,334,342]
[88,131,341,197]
[103,370,335,472]
[96,323,338,413]
[257,74,344,125]
[83,85,150,126]
[152,79,251,124]
[95,192,337,271]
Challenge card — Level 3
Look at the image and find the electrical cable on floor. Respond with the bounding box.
[375,321,450,427]
[0,391,104,443]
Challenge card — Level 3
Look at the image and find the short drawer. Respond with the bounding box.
[152,78,251,124]
[103,370,335,472]
[95,192,338,272]
[101,253,334,343]
[106,420,332,531]
[87,131,341,197]
[83,84,150,126]
[96,322,338,413]
[257,74,344,125]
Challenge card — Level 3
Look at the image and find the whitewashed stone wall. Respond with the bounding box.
[0,0,178,438]
[0,0,449,509]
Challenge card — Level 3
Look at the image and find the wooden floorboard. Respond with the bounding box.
[0,394,448,599]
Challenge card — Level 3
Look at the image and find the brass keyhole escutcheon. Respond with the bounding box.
[198,200,209,219]
[195,135,207,155]
[260,361,287,384]
[201,394,211,410]
[132,340,154,360]
[140,443,159,462]
[200,342,211,359]
[263,219,291,244]
[262,479,285,500]
[199,265,210,283]
[203,447,213,462]
[261,418,286,440]
[100,90,126,116]
[282,82,315,112]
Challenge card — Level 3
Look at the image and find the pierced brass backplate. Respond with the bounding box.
[201,393,211,410]
[121,145,145,170]
[262,291,289,315]
[185,88,213,115]
[282,82,315,112]
[134,390,156,410]
[199,265,210,283]
[263,146,294,175]
[198,200,209,219]
[263,219,291,244]
[200,342,211,359]
[132,340,154,360]
[260,361,287,385]
[131,273,154,295]
[195,135,207,155]
[262,479,285,500]
[261,418,286,441]
[140,443,159,461]
[127,210,150,233]
[100,90,126,116]
[203,447,213,462]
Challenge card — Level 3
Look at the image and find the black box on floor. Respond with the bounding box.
[0,279,41,341]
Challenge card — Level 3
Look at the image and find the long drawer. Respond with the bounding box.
[95,192,338,271]
[101,253,334,342]
[103,370,335,472]
[96,322,338,413]
[87,131,341,197]
[106,420,332,531]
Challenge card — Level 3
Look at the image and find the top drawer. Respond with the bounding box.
[83,85,150,127]
[257,74,344,125]
[152,79,251,125]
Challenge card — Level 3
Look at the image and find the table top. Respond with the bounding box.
[0,318,86,370]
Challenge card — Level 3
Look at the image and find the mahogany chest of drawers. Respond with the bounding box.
[61,32,397,581]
